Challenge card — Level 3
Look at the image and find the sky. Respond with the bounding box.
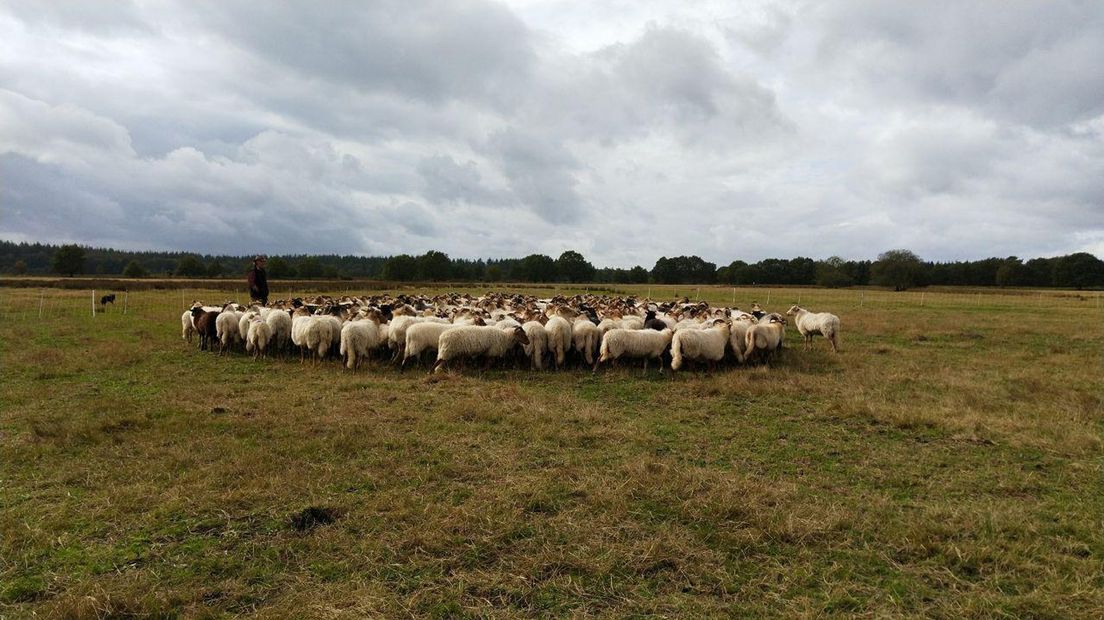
[1,0,1102,268]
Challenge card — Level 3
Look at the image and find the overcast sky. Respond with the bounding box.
[2,1,1102,267]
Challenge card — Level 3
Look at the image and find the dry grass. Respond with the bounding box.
[1,285,1103,617]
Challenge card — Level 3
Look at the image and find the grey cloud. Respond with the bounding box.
[485,127,585,225]
[193,0,535,107]
[814,0,1104,127]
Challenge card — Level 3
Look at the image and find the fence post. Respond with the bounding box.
[860,291,864,308]
[921,292,925,307]
[92,289,96,317]
[977,292,981,307]
[39,289,44,318]
[766,290,771,305]
[124,290,129,315]
[732,287,735,305]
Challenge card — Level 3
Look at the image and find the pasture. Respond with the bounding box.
[1,283,1102,618]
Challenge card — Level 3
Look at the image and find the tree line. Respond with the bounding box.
[3,241,1103,289]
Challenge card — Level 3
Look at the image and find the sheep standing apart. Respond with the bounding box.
[786,305,841,352]
[341,318,382,371]
[572,318,600,366]
[181,310,197,343]
[545,316,573,368]
[245,317,273,359]
[671,320,731,371]
[433,326,530,373]
[522,321,549,370]
[595,328,672,373]
[745,316,786,364]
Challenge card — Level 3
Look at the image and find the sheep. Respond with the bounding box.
[433,326,530,373]
[291,308,334,362]
[341,317,383,371]
[595,328,673,373]
[727,312,758,364]
[745,315,786,364]
[402,322,458,369]
[265,308,293,353]
[572,318,601,366]
[238,310,257,344]
[786,305,841,352]
[245,317,273,359]
[522,321,549,370]
[670,320,731,371]
[545,316,573,368]
[388,315,448,361]
[181,310,197,343]
[215,310,244,354]
[191,307,220,351]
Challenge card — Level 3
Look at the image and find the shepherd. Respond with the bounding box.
[247,255,269,306]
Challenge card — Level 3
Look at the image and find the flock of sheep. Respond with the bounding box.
[182,292,841,373]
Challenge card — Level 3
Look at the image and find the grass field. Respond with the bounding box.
[2,284,1102,618]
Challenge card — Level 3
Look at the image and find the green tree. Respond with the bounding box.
[871,249,925,291]
[381,254,418,281]
[266,257,296,279]
[297,257,324,279]
[123,260,147,278]
[207,260,224,278]
[1052,252,1104,289]
[485,265,503,282]
[52,244,86,277]
[174,255,207,277]
[651,255,716,284]
[13,259,27,275]
[417,251,452,281]
[516,254,557,282]
[628,266,650,284]
[994,257,1023,288]
[815,257,854,288]
[555,250,595,282]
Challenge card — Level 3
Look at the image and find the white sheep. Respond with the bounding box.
[572,319,600,366]
[215,310,244,354]
[388,315,448,360]
[265,309,292,353]
[402,322,458,369]
[745,315,786,364]
[291,309,334,362]
[181,310,197,343]
[340,317,383,371]
[245,317,273,359]
[595,328,673,372]
[433,326,530,373]
[727,311,758,364]
[671,320,731,371]
[522,321,549,370]
[545,316,572,368]
[786,305,841,352]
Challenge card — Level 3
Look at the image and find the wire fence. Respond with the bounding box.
[0,285,1101,327]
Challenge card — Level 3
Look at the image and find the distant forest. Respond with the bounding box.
[3,240,1103,290]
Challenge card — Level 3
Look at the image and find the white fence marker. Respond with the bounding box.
[92,289,96,317]
[123,290,128,315]
[39,289,44,318]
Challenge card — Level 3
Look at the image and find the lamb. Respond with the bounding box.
[245,317,273,359]
[433,326,530,373]
[572,318,601,366]
[745,315,786,364]
[595,328,673,373]
[786,305,841,352]
[341,316,383,371]
[670,320,731,371]
[181,310,197,343]
[545,316,573,368]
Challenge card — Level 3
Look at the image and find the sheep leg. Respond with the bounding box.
[433,359,447,374]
